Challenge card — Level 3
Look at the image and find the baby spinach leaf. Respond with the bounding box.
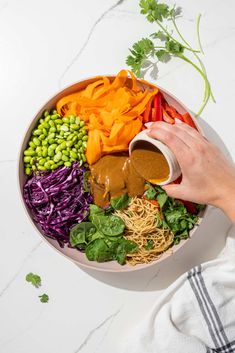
[85,239,113,262]
[70,222,96,247]
[93,214,125,237]
[111,194,130,210]
[115,239,138,265]
[89,204,105,223]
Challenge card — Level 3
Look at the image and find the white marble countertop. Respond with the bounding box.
[0,0,235,352]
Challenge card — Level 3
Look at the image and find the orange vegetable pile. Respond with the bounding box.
[57,70,158,164]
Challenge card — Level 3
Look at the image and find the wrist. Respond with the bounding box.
[215,188,235,223]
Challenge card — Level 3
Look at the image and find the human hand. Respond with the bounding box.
[148,122,235,222]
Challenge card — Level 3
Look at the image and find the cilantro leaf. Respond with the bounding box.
[127,38,154,76]
[140,0,170,22]
[39,294,49,303]
[165,40,184,55]
[150,30,167,41]
[144,184,157,200]
[157,192,168,208]
[155,49,170,62]
[145,239,154,250]
[26,273,41,288]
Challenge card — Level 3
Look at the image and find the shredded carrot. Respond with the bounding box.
[56,70,158,164]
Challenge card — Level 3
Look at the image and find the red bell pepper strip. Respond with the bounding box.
[163,110,175,124]
[164,104,184,121]
[153,92,163,121]
[180,200,197,214]
[182,113,198,130]
[143,96,155,123]
[152,107,157,121]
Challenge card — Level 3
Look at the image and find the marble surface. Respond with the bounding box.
[0,0,235,352]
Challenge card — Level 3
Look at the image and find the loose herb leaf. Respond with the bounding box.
[157,192,168,208]
[111,194,130,210]
[39,293,49,303]
[144,184,157,200]
[126,38,154,76]
[165,40,184,55]
[140,0,170,22]
[150,30,167,41]
[26,273,41,288]
[155,49,170,62]
[145,239,154,250]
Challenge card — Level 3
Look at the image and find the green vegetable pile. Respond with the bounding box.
[23,110,88,175]
[126,0,215,116]
[144,184,204,245]
[70,199,138,265]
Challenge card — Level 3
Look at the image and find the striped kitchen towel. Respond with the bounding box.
[122,225,235,353]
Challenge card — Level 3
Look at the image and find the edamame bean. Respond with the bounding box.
[51,163,58,170]
[29,141,36,148]
[63,117,70,123]
[25,167,31,175]
[67,133,74,141]
[70,151,77,159]
[69,115,76,124]
[62,155,69,162]
[54,151,62,162]
[39,158,46,165]
[42,140,48,146]
[48,147,55,157]
[80,121,85,127]
[49,126,56,133]
[64,161,72,167]
[55,119,63,124]
[70,124,79,130]
[24,149,36,156]
[44,110,49,117]
[81,154,86,163]
[60,125,69,132]
[24,156,32,163]
[39,134,45,141]
[66,141,73,148]
[33,137,41,146]
[75,117,80,125]
[38,165,46,171]
[42,147,48,157]
[62,150,69,156]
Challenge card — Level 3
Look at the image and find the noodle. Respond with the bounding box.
[115,197,174,265]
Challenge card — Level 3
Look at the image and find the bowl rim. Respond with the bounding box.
[17,74,208,272]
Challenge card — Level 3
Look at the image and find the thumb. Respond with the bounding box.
[161,184,186,199]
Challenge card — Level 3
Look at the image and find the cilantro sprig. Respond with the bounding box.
[126,0,215,116]
[25,272,49,303]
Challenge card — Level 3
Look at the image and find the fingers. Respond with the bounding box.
[162,184,188,200]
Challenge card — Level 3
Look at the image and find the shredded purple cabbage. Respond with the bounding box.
[23,162,92,247]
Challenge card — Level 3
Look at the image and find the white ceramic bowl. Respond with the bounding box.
[18,75,207,272]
